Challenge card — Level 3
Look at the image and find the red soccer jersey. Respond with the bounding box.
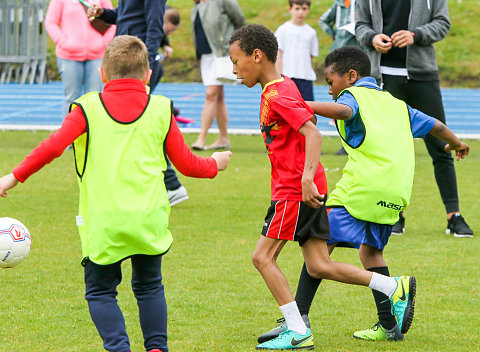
[260,76,327,201]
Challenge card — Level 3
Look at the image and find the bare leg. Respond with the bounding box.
[209,87,230,148]
[301,237,373,286]
[193,85,223,148]
[359,244,386,269]
[252,236,293,306]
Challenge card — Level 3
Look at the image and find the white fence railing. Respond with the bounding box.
[0,0,48,84]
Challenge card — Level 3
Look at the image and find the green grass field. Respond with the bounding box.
[0,132,479,351]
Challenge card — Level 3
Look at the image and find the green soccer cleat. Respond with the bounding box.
[390,276,416,334]
[353,322,404,341]
[256,328,314,350]
[258,315,311,344]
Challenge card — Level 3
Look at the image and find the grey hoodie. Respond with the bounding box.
[355,0,450,81]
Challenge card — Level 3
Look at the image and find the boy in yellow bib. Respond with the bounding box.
[258,46,469,343]
[0,35,231,352]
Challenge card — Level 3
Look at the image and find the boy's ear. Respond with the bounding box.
[253,48,263,63]
[346,69,359,84]
[142,69,153,85]
[99,67,108,84]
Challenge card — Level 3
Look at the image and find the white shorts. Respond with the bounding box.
[200,53,223,86]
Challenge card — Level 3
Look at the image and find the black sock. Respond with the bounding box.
[294,262,322,316]
[367,266,397,330]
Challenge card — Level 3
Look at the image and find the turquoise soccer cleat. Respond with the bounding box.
[256,328,314,350]
[390,276,416,334]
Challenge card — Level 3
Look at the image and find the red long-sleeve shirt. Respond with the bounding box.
[13,79,217,182]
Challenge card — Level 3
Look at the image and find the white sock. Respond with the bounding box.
[279,301,307,335]
[368,272,397,298]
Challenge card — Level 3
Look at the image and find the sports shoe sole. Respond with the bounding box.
[446,229,473,238]
[169,194,189,206]
[256,346,314,350]
[400,276,416,334]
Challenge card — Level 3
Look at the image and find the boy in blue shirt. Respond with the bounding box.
[258,46,469,343]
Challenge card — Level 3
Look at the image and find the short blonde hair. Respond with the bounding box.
[102,35,149,80]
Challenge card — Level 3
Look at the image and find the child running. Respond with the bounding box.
[229,24,416,350]
[0,35,231,352]
[257,46,470,344]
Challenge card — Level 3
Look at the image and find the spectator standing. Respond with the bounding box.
[88,0,166,92]
[89,0,190,206]
[191,0,246,151]
[275,0,318,101]
[318,0,360,51]
[45,0,115,117]
[355,0,473,237]
[150,6,181,88]
[318,0,361,155]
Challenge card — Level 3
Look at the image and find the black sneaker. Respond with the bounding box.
[257,314,310,344]
[391,212,405,235]
[446,214,473,238]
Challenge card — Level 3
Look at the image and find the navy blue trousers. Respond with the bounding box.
[291,78,314,102]
[84,255,168,352]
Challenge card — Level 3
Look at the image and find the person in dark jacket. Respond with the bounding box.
[88,0,166,92]
[88,0,189,207]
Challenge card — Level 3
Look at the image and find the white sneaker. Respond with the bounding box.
[167,185,189,206]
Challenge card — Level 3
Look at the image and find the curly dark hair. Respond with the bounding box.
[229,24,278,63]
[324,46,371,77]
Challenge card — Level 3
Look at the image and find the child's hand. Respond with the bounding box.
[302,179,324,208]
[445,142,470,161]
[212,151,232,171]
[163,46,173,59]
[0,174,18,198]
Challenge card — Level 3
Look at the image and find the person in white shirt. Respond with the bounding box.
[275,0,318,101]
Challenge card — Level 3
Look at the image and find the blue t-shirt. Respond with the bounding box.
[336,77,436,147]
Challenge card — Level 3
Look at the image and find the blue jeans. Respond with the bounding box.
[84,255,168,352]
[57,58,103,117]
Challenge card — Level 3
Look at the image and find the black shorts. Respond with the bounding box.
[261,200,330,246]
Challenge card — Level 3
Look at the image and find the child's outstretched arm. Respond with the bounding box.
[305,101,353,120]
[429,120,470,161]
[0,174,18,198]
[298,120,324,208]
[165,117,231,177]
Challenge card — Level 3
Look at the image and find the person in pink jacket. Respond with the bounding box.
[45,0,115,117]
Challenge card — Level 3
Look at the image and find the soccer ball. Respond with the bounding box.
[0,217,31,268]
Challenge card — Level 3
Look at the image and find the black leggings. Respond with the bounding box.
[382,75,459,213]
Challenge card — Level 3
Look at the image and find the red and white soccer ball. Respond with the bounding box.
[0,217,31,268]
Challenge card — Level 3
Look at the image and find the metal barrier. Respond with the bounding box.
[0,0,48,84]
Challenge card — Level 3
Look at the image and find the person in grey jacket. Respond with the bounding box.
[191,0,246,151]
[319,0,361,51]
[355,0,473,239]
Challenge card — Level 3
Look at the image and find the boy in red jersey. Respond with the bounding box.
[229,24,416,350]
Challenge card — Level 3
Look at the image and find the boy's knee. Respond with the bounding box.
[305,262,331,279]
[251,250,270,271]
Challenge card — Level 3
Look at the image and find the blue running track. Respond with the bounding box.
[0,82,479,138]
